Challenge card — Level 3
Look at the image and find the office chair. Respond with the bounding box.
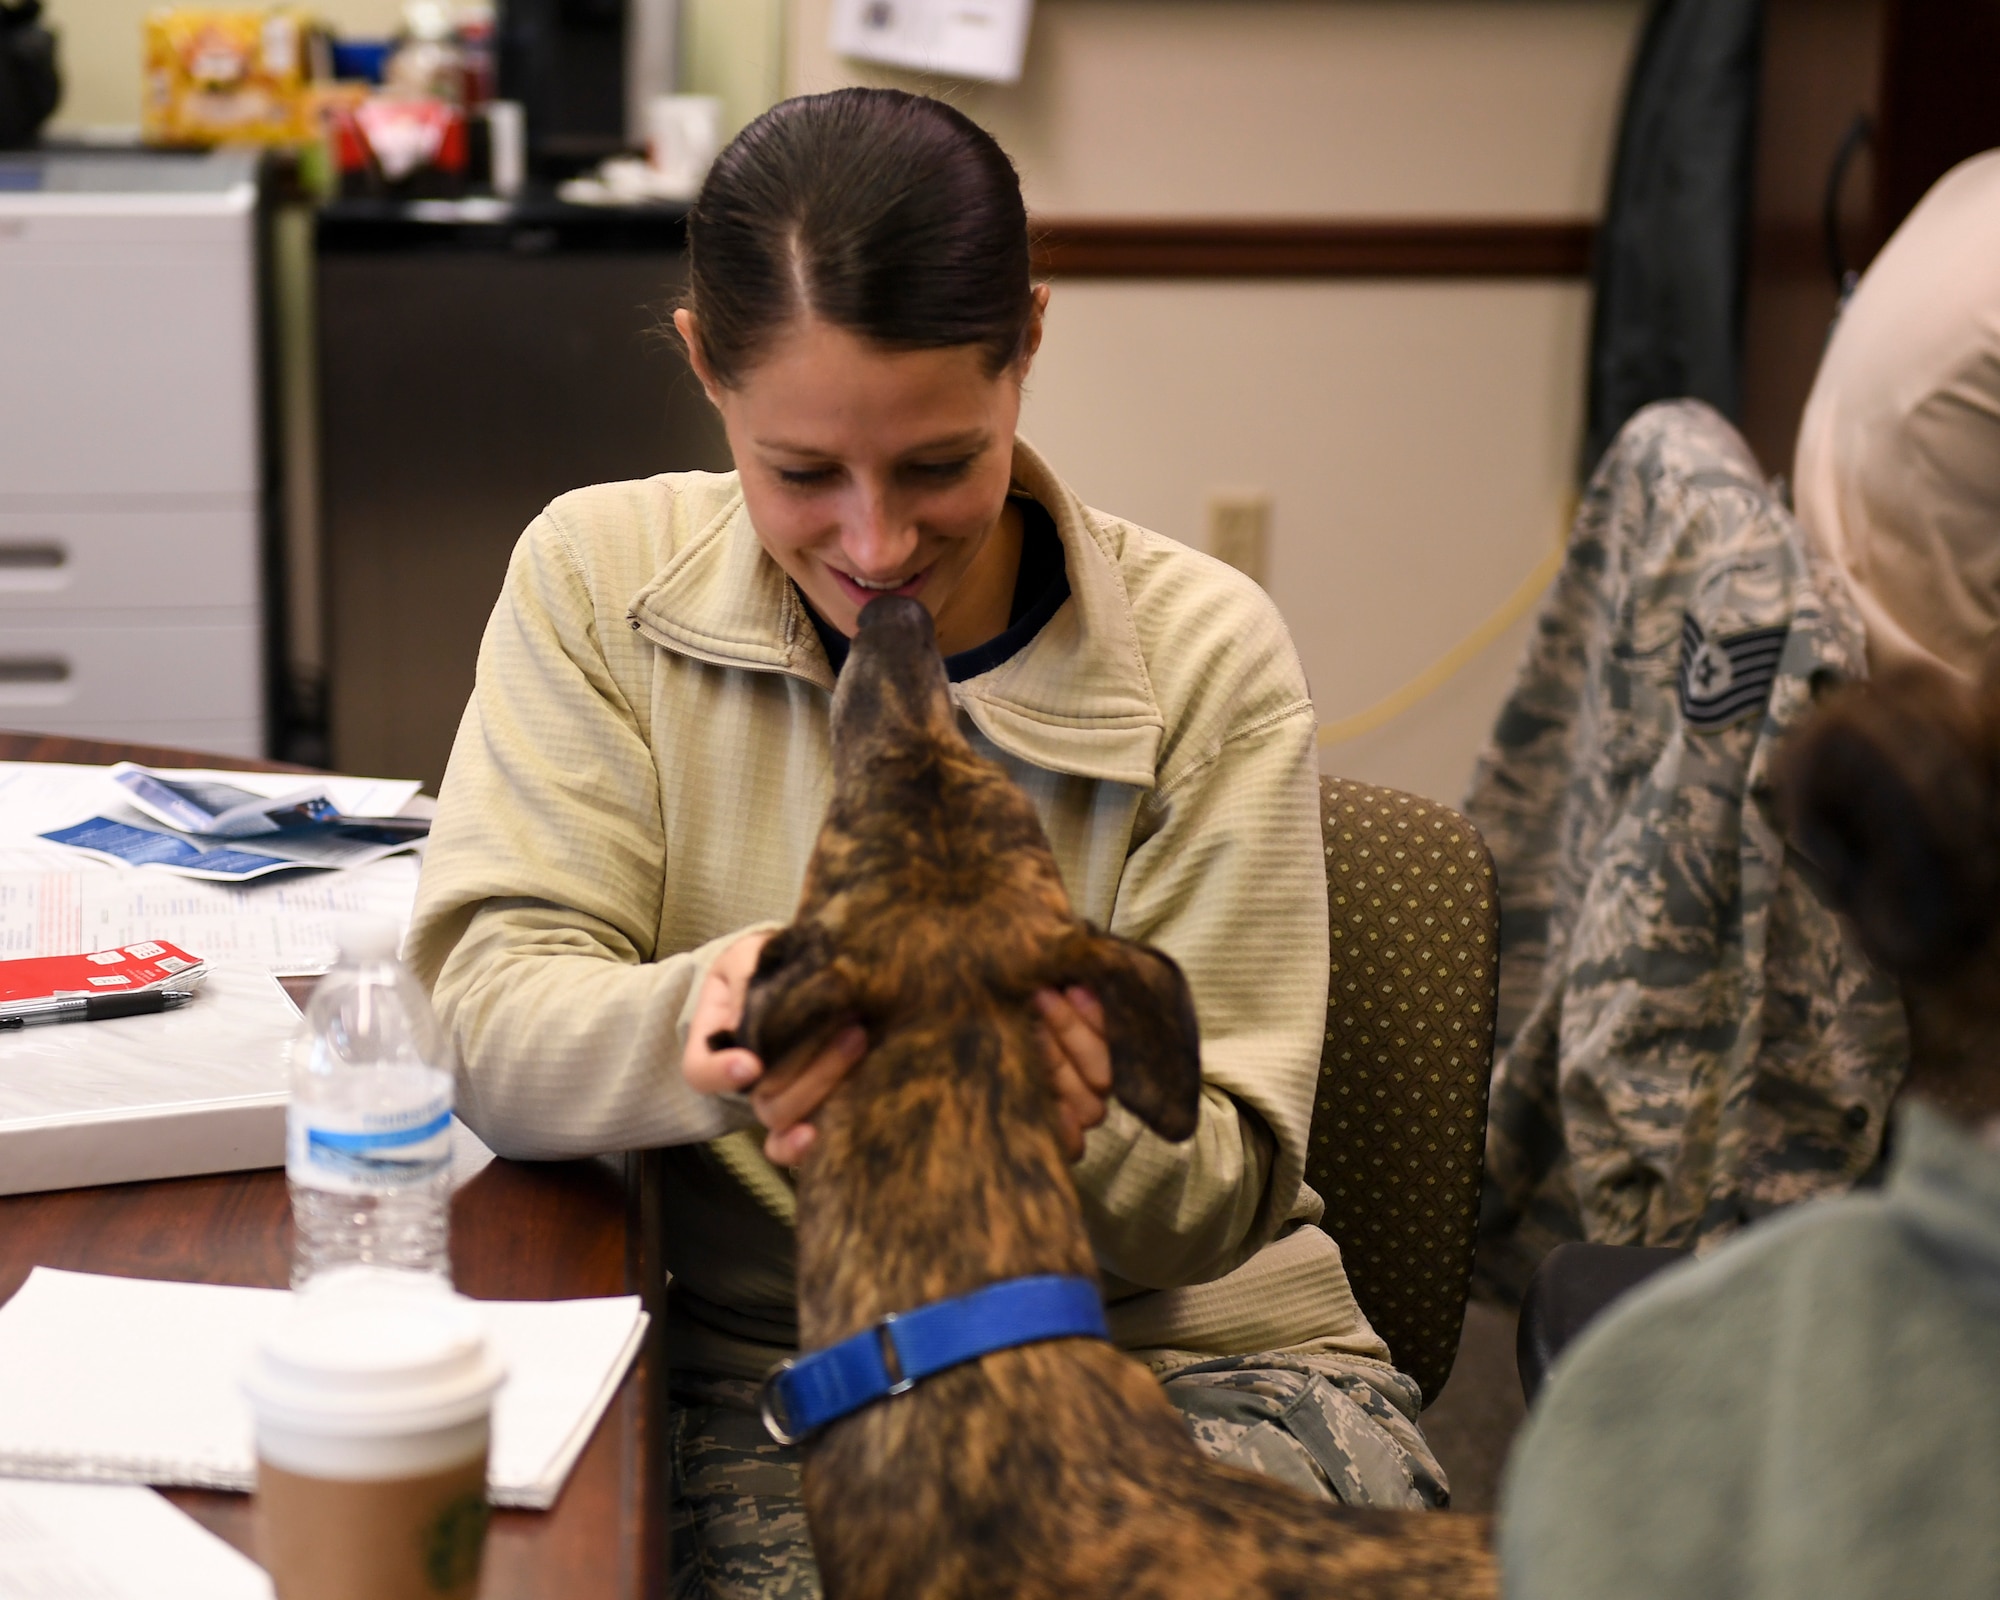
[1308,776,1500,1408]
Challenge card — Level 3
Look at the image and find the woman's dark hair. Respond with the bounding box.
[683,88,1034,387]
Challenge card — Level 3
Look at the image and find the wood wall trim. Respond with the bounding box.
[1028,218,1597,279]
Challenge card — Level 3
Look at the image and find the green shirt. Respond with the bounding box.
[1502,1101,2000,1599]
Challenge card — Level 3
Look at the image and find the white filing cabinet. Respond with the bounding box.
[0,150,264,757]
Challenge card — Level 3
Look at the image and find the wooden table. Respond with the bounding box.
[0,732,661,1597]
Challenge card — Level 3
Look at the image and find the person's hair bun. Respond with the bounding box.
[1777,666,2000,980]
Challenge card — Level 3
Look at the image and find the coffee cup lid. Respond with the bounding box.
[242,1269,506,1438]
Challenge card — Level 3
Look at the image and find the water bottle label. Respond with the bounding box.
[289,1100,452,1192]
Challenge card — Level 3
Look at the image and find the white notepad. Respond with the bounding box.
[0,1269,647,1511]
[0,1479,273,1600]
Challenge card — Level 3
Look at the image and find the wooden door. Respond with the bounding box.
[1740,0,2000,481]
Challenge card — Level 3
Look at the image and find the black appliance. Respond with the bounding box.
[498,0,631,177]
[0,0,59,150]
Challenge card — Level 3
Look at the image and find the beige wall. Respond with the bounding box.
[49,0,1641,805]
[789,0,1642,803]
[790,0,1640,218]
[1019,279,1583,804]
[683,0,786,138]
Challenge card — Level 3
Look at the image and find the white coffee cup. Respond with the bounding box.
[242,1269,507,1600]
[646,93,723,199]
[484,100,525,198]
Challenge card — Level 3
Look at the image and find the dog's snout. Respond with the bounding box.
[832,596,954,755]
[857,594,932,640]
[852,596,938,673]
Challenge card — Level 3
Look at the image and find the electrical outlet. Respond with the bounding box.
[1206,492,1271,587]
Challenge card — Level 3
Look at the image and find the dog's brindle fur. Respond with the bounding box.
[718,597,1496,1599]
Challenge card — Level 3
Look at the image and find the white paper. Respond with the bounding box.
[0,855,422,975]
[0,960,493,1194]
[0,764,420,855]
[0,764,438,1192]
[111,765,333,837]
[44,809,418,881]
[0,1269,647,1511]
[0,764,423,953]
[829,0,1033,83]
[0,964,297,1129]
[0,1479,273,1600]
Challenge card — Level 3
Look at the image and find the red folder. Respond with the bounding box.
[0,944,208,1006]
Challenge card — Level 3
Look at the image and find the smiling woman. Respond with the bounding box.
[404,86,1453,1599]
[681,322,1036,656]
[671,89,1044,658]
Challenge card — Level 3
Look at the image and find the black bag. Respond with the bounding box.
[1581,0,1764,476]
[0,0,61,151]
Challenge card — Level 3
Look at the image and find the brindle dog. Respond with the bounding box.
[717,596,1497,1599]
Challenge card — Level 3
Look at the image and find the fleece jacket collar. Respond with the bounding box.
[1886,1101,2000,1289]
[625,437,1165,789]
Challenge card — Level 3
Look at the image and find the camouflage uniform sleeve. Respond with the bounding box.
[1468,401,1906,1256]
[1706,529,1906,1238]
[1461,429,1612,1239]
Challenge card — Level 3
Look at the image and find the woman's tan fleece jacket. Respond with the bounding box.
[407,439,1393,1382]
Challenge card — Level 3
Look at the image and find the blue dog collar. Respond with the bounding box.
[759,1274,1108,1445]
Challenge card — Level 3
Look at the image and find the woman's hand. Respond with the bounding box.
[682,932,868,1166]
[1035,986,1114,1160]
[686,941,1111,1165]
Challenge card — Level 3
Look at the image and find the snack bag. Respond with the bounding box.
[142,7,317,146]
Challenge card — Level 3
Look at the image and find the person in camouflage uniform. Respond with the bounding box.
[670,1355,1450,1599]
[1464,399,1908,1291]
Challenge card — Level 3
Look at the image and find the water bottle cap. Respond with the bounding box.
[336,915,402,963]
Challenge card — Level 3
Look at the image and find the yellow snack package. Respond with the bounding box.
[142,8,317,146]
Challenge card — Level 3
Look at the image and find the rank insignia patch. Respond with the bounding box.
[1678,615,1788,730]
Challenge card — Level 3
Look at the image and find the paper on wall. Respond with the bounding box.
[828,0,1034,84]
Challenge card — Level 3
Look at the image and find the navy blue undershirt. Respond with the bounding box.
[798,497,1070,683]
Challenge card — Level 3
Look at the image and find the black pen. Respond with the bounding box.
[0,989,199,1031]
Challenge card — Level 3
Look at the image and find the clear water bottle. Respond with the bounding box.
[288,918,455,1288]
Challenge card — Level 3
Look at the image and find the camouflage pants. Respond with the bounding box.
[667,1357,1451,1600]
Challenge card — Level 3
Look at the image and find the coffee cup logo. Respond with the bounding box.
[423,1490,491,1593]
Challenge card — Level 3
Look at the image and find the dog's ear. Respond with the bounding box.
[708,923,860,1067]
[1053,928,1203,1142]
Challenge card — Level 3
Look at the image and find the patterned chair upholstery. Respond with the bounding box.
[1309,776,1500,1408]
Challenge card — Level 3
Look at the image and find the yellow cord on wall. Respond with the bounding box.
[1315,531,1567,749]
